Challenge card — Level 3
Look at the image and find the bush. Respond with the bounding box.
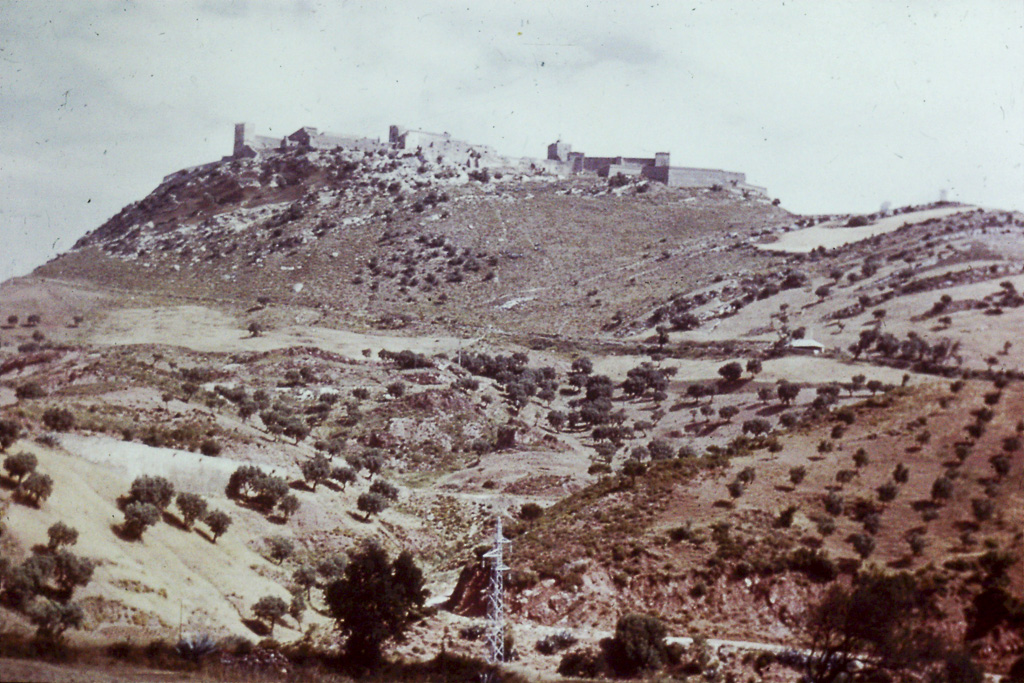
[536,630,578,655]
[520,502,543,521]
[3,451,37,482]
[717,361,743,383]
[851,533,876,559]
[18,472,53,507]
[0,418,22,452]
[789,465,806,485]
[15,383,47,400]
[47,522,79,550]
[41,408,75,432]
[199,439,222,457]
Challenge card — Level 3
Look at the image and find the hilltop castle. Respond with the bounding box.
[226,123,762,191]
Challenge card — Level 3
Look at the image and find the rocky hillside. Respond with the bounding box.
[2,143,1023,680]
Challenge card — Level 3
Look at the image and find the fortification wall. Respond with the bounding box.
[643,166,746,188]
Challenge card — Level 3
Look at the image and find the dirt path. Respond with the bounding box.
[757,206,970,253]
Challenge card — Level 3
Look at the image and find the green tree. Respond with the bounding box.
[52,550,95,596]
[357,492,387,520]
[265,535,295,564]
[122,501,161,539]
[277,493,300,520]
[300,453,331,491]
[26,599,83,642]
[128,475,175,510]
[204,510,231,542]
[252,595,288,636]
[330,466,357,490]
[176,492,207,530]
[609,613,668,676]
[324,541,427,667]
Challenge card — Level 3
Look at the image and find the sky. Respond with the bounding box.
[1,0,1022,282]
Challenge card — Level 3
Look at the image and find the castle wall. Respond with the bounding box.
[643,166,746,188]
[599,164,644,178]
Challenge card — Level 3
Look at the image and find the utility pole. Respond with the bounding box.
[482,516,511,666]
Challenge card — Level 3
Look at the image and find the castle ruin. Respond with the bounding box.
[545,140,759,191]
[225,123,762,192]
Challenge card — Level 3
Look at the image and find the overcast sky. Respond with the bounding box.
[1,1,1022,282]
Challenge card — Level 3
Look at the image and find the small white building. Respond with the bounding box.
[788,338,826,355]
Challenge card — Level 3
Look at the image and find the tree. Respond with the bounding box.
[277,493,300,519]
[204,510,232,542]
[292,564,318,600]
[300,453,331,491]
[0,418,22,451]
[324,541,427,667]
[4,451,37,482]
[247,321,263,338]
[26,313,41,327]
[265,536,295,564]
[252,595,288,636]
[122,502,161,539]
[718,405,739,422]
[777,381,801,405]
[6,314,18,326]
[176,492,207,530]
[718,361,743,383]
[609,613,668,676]
[19,472,54,507]
[47,522,79,550]
[357,492,388,520]
[805,571,952,682]
[386,381,406,398]
[52,550,95,595]
[26,599,83,642]
[746,358,762,376]
[128,475,175,510]
[742,418,771,436]
[331,466,358,490]
[789,466,806,485]
[369,479,399,501]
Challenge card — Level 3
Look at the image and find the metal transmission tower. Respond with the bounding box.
[482,516,511,665]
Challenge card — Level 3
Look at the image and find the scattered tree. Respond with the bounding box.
[204,510,232,542]
[324,541,427,667]
[265,536,295,564]
[176,492,208,530]
[252,595,288,636]
[47,522,78,550]
[0,418,21,451]
[122,501,161,539]
[357,492,387,520]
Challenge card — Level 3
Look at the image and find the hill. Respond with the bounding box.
[1,142,1023,681]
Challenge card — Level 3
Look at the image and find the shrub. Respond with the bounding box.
[718,362,743,383]
[47,522,79,550]
[0,418,22,452]
[824,492,844,516]
[789,465,806,485]
[18,472,53,507]
[41,408,75,432]
[15,382,47,400]
[972,498,995,522]
[199,439,222,456]
[893,463,909,484]
[536,630,578,655]
[853,448,869,468]
[931,476,953,501]
[877,482,898,502]
[3,451,37,482]
[850,533,876,559]
[386,381,406,398]
[520,502,543,521]
[776,505,798,528]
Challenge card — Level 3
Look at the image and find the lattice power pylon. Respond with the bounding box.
[482,516,511,665]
